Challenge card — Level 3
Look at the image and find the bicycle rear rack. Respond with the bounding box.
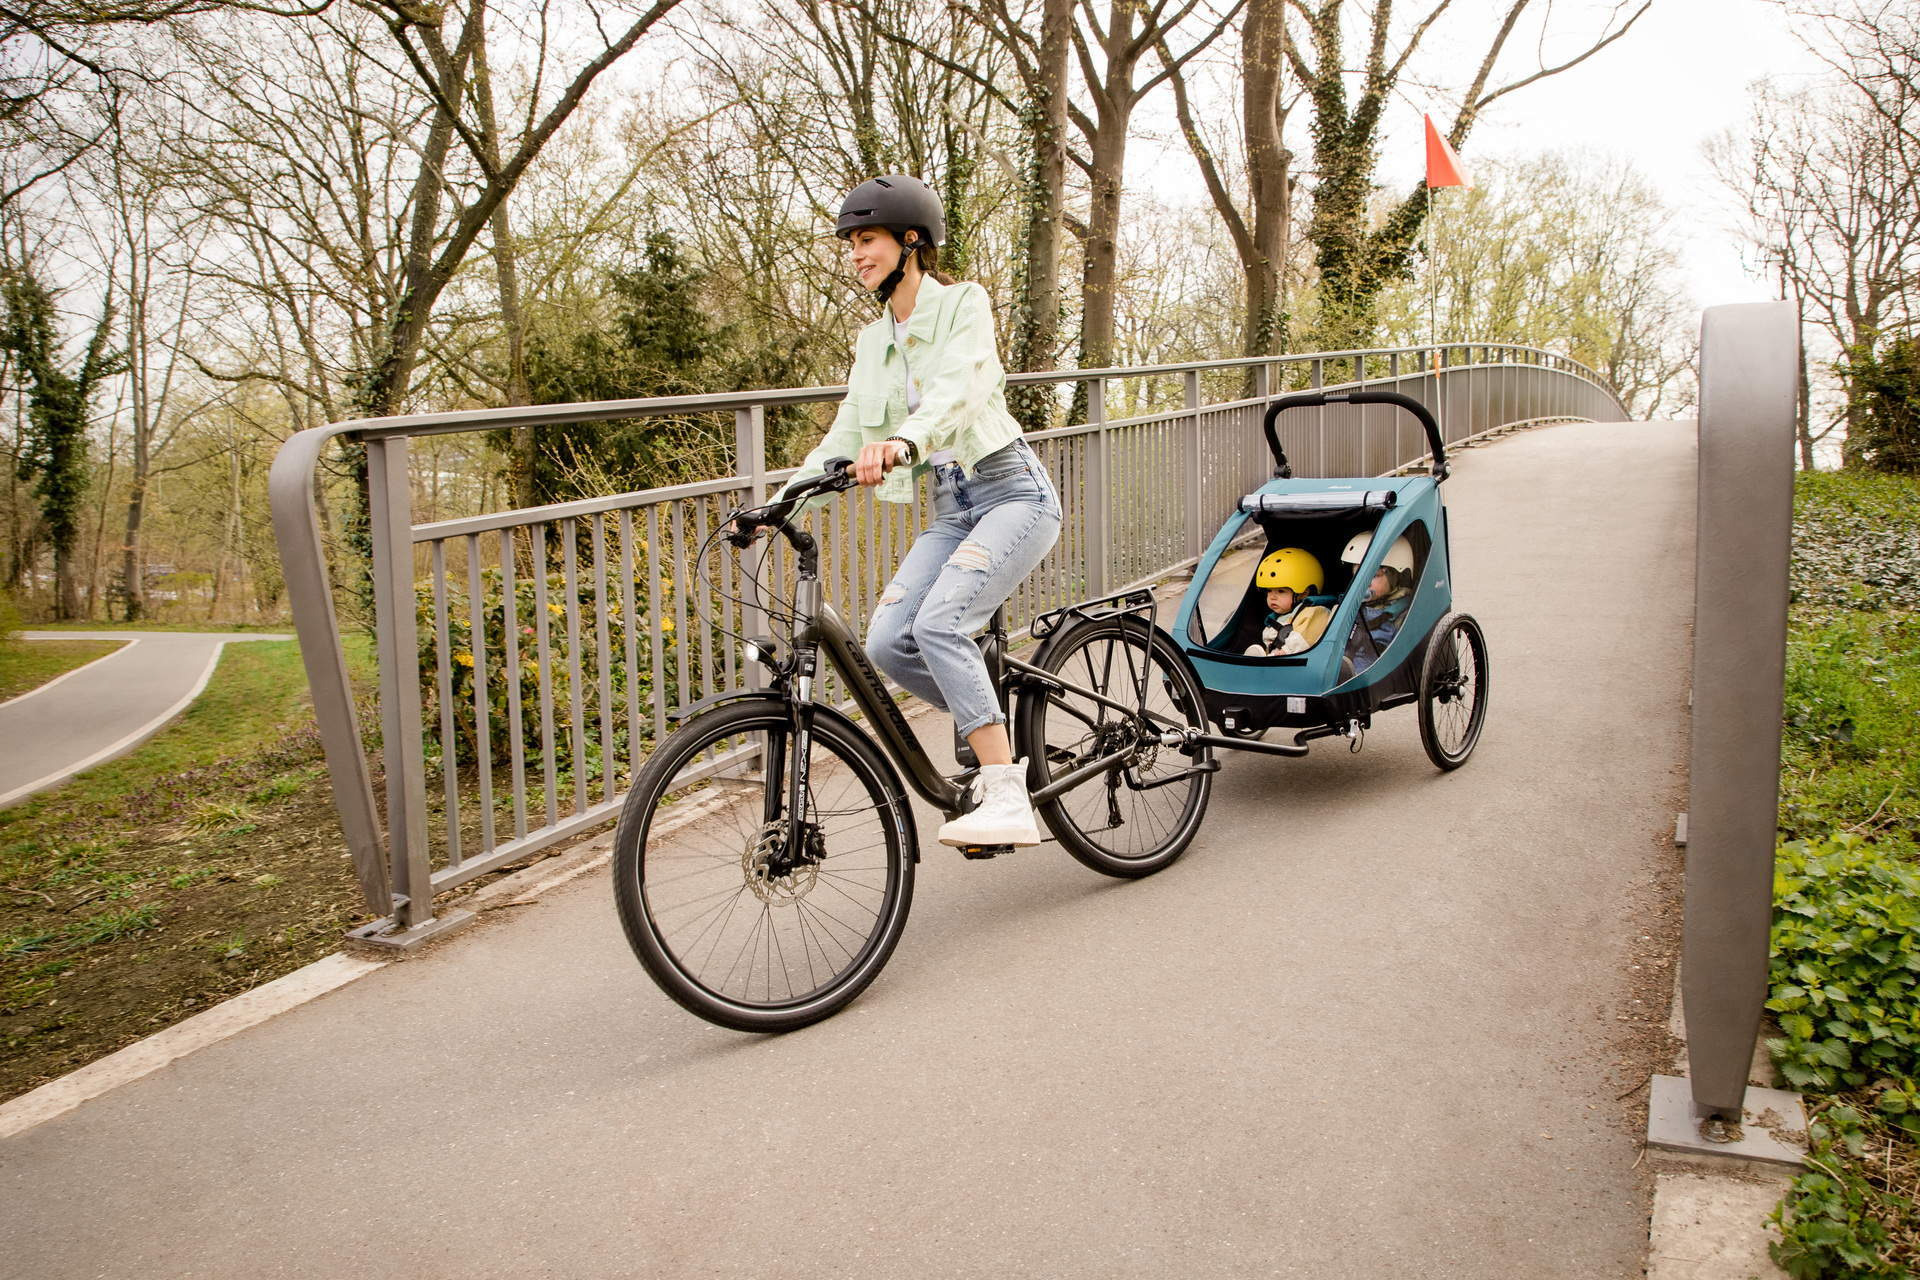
[1028,586,1157,641]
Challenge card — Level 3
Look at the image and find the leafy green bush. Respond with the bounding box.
[413,565,723,779]
[1771,1100,1915,1278]
[1790,470,1920,619]
[1768,835,1920,1092]
[1839,334,1920,475]
[1771,470,1920,1278]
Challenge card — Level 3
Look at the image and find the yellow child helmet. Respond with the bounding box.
[1254,547,1324,595]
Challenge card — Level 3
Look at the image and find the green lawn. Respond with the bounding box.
[0,633,379,1102]
[0,638,125,702]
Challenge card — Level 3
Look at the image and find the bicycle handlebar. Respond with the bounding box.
[726,456,858,548]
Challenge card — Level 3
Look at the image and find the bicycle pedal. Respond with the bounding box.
[959,843,1013,860]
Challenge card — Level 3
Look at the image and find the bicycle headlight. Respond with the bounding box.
[743,636,780,668]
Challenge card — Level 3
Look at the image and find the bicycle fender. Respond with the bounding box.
[668,685,780,722]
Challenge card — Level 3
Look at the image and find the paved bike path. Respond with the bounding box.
[0,422,1693,1277]
[0,631,293,808]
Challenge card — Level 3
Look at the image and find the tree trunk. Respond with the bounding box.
[1073,106,1128,416]
[474,32,535,507]
[54,542,81,619]
[1242,0,1290,358]
[1006,0,1072,430]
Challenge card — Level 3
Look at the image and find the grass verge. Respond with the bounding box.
[0,636,375,1102]
[0,639,125,702]
[1767,469,1920,1279]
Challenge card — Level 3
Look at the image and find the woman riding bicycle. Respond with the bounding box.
[777,175,1062,849]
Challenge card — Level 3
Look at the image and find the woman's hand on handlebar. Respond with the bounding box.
[723,511,772,547]
[852,439,909,487]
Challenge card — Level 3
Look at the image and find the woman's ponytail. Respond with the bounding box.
[915,242,957,285]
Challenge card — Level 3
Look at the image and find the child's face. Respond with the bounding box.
[1368,570,1391,602]
[1266,587,1297,614]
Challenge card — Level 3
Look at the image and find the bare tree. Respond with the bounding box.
[1715,1,1920,466]
[1068,0,1243,409]
[346,0,682,417]
[1159,0,1297,359]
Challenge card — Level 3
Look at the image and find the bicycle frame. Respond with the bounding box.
[792,588,1180,816]
[735,465,1211,835]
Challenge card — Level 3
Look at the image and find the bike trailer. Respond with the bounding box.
[1170,391,1456,738]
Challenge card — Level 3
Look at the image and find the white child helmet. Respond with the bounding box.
[1341,531,1415,575]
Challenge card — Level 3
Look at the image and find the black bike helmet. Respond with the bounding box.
[835,175,946,246]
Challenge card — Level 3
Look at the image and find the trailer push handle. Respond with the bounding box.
[1261,390,1448,481]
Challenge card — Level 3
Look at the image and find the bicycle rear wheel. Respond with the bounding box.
[613,699,914,1032]
[1017,616,1213,878]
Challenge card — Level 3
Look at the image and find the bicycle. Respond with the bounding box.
[612,457,1219,1032]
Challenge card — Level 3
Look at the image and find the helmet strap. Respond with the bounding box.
[874,236,918,306]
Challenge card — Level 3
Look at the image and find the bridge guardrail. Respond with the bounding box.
[270,342,1625,946]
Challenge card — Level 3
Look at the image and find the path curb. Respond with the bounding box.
[0,952,384,1140]
[0,690,952,1141]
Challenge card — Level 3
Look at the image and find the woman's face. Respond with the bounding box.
[847,226,903,292]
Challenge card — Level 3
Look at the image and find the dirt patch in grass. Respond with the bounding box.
[0,639,376,1102]
[0,638,125,702]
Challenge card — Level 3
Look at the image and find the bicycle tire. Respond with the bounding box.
[1417,612,1489,770]
[612,699,914,1032]
[1016,616,1213,878]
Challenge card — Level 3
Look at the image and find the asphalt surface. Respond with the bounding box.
[0,421,1695,1278]
[1,630,293,807]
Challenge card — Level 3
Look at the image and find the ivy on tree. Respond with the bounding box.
[1,268,125,620]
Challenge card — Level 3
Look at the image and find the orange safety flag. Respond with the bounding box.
[1424,114,1471,189]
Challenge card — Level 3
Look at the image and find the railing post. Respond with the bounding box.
[1252,363,1272,487]
[1184,368,1205,561]
[357,436,472,946]
[1310,357,1325,477]
[735,404,770,677]
[1085,377,1110,597]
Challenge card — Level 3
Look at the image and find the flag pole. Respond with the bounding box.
[1427,181,1436,354]
[1421,113,1470,370]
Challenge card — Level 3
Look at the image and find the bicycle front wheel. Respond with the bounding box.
[612,700,914,1032]
[1018,616,1213,878]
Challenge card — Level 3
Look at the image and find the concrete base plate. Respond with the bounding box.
[1647,1171,1792,1279]
[345,906,477,952]
[1646,1075,1807,1167]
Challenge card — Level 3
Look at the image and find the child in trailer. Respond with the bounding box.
[1243,547,1333,657]
[1341,533,1416,675]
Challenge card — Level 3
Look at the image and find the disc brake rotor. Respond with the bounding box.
[741,819,822,906]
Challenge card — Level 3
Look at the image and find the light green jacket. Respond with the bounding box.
[782,276,1023,507]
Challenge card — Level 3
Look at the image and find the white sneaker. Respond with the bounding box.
[937,760,1042,847]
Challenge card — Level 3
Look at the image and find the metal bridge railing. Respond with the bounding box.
[270,341,1625,947]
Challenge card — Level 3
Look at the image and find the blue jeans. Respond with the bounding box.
[866,439,1063,737]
